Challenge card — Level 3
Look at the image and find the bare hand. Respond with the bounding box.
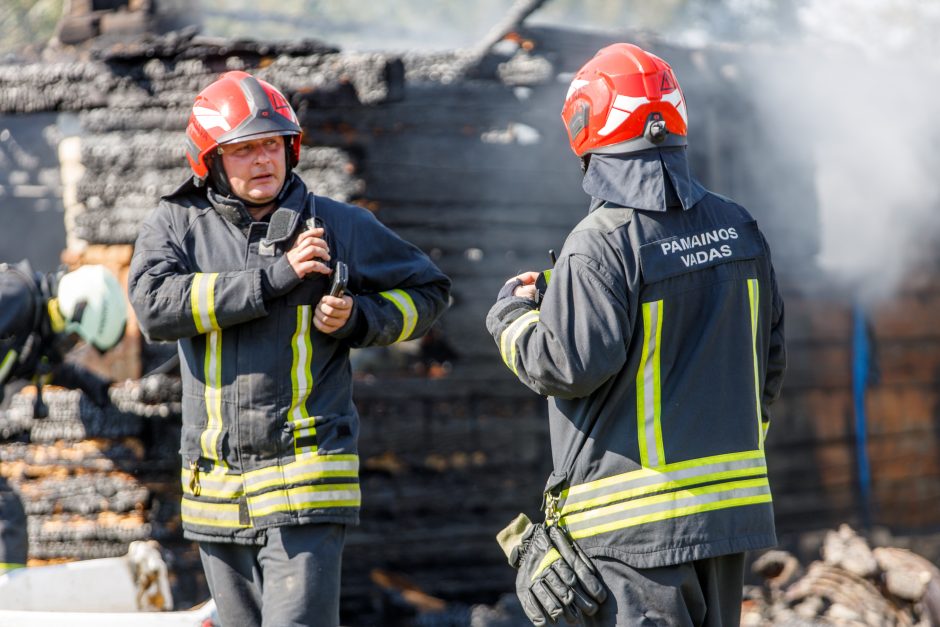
[313,294,353,334]
[287,227,331,279]
[509,271,540,300]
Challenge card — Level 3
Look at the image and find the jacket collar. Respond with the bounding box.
[582,147,707,213]
[164,174,309,234]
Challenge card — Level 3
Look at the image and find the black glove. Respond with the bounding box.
[547,525,607,609]
[497,514,606,626]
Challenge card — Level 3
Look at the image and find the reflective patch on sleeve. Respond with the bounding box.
[379,289,418,343]
[191,273,220,334]
[499,310,540,375]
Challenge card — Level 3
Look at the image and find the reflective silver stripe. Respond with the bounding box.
[0,349,17,384]
[379,289,418,342]
[191,273,219,334]
[562,478,772,540]
[248,484,361,517]
[747,278,763,449]
[246,456,359,493]
[499,310,539,375]
[289,305,316,455]
[181,498,247,528]
[558,451,768,515]
[637,300,664,468]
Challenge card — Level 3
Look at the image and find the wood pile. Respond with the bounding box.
[744,525,940,626]
[0,376,192,586]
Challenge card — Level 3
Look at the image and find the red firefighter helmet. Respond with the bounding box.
[185,71,302,182]
[562,43,688,157]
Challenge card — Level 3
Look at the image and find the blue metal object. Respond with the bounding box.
[852,303,872,529]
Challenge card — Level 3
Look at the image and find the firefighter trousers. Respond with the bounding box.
[198,522,346,627]
[0,480,27,573]
[583,552,745,627]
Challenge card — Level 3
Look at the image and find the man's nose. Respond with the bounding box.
[253,147,271,164]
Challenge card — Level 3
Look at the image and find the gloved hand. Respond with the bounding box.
[546,525,607,609]
[497,513,606,625]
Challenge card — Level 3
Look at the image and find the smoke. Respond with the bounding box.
[795,1,940,301]
[667,0,940,302]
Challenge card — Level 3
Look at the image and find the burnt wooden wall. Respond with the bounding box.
[0,22,939,626]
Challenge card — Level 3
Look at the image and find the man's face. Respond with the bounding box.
[219,135,287,205]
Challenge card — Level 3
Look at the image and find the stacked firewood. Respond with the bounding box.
[0,377,186,569]
[744,525,940,626]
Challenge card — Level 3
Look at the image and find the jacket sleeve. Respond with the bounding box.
[0,263,40,391]
[128,205,272,342]
[761,261,787,434]
[332,207,451,348]
[486,252,630,399]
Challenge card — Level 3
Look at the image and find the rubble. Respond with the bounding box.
[743,525,940,626]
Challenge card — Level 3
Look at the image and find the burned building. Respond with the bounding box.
[1,2,940,624]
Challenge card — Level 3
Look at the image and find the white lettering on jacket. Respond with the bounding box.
[660,227,738,256]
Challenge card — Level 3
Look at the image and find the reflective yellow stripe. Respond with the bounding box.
[562,477,772,540]
[199,330,224,464]
[379,289,418,342]
[0,350,17,384]
[47,298,66,333]
[191,272,220,334]
[531,548,561,581]
[636,300,665,467]
[289,306,316,455]
[181,455,360,499]
[747,279,762,449]
[558,450,767,514]
[499,310,539,375]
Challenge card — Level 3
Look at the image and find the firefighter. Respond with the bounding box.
[488,44,786,626]
[128,71,451,627]
[0,261,127,574]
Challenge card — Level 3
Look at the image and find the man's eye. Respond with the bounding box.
[263,139,280,150]
[234,146,253,157]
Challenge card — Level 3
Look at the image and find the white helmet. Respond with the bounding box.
[56,265,127,351]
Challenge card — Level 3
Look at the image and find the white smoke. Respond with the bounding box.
[663,0,940,301]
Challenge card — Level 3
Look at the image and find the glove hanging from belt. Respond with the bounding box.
[497,513,607,625]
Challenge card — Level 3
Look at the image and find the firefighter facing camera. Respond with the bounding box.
[129,71,450,626]
[489,43,786,626]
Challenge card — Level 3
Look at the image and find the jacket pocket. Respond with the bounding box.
[308,413,358,456]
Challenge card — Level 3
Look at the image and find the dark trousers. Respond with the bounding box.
[584,553,745,627]
[0,482,27,573]
[198,523,346,627]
